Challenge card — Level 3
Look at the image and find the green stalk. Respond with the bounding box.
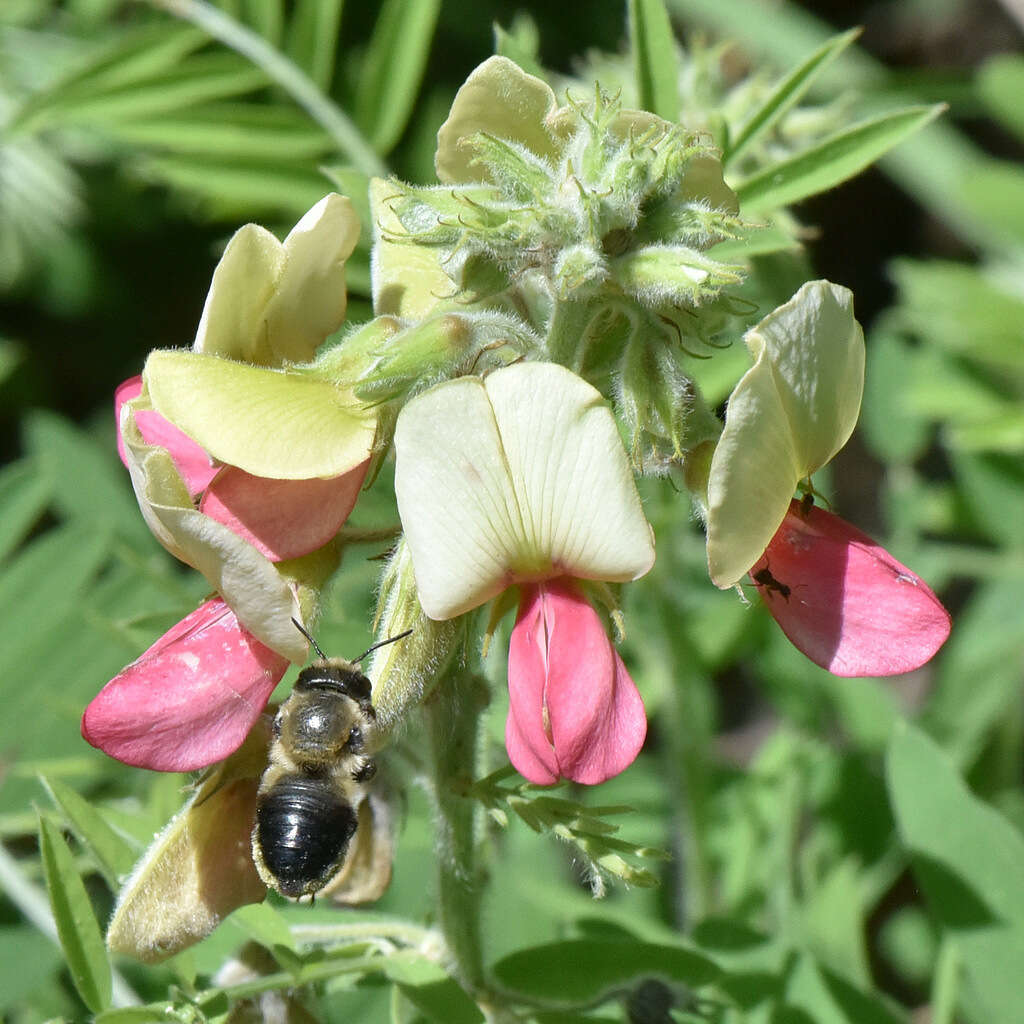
[422,672,489,998]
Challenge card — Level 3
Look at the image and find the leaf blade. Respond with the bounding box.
[725,27,861,167]
[353,0,441,155]
[628,0,681,122]
[38,815,112,1014]
[734,104,944,212]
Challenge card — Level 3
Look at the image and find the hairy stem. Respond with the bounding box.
[423,671,488,995]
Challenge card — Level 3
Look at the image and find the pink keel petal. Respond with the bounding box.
[114,376,143,469]
[200,460,369,562]
[507,580,647,785]
[750,501,951,677]
[133,409,219,497]
[82,598,289,771]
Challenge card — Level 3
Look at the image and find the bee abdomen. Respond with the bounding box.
[255,775,358,898]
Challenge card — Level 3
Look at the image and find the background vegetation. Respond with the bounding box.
[1,0,1023,1021]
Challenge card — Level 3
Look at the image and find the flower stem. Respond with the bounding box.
[423,671,488,996]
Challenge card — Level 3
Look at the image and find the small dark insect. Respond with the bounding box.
[251,620,410,899]
[752,566,791,601]
[799,491,815,517]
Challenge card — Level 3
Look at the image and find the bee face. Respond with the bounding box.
[252,657,380,899]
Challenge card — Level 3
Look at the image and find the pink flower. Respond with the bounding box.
[393,364,657,786]
[749,499,951,677]
[506,578,646,785]
[82,598,289,771]
[116,376,368,563]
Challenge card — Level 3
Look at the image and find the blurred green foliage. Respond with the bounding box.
[1,0,1023,1021]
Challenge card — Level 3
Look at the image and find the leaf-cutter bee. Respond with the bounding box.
[251,620,410,899]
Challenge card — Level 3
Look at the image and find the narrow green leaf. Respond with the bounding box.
[41,777,139,890]
[726,28,860,167]
[734,105,944,212]
[23,411,150,547]
[24,56,269,130]
[135,155,333,218]
[38,815,112,1014]
[98,104,334,160]
[978,54,1024,143]
[887,722,1024,1022]
[8,25,208,133]
[285,0,344,91]
[0,458,53,563]
[628,0,680,122]
[494,940,719,1005]
[242,0,284,46]
[0,522,111,681]
[354,0,441,154]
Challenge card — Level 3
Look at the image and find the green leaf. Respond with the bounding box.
[734,105,944,212]
[8,24,208,133]
[41,777,139,890]
[493,940,719,1006]
[726,28,861,167]
[17,53,268,132]
[0,457,53,564]
[978,54,1024,143]
[493,15,544,81]
[38,815,112,1014]
[0,925,63,1009]
[134,155,333,218]
[0,521,111,681]
[921,580,1024,768]
[284,0,344,91]
[354,0,441,155]
[887,722,1024,1022]
[23,411,150,547]
[97,102,334,159]
[860,329,932,464]
[242,0,284,46]
[628,0,680,122]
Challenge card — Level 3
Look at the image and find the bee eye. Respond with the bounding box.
[347,725,363,752]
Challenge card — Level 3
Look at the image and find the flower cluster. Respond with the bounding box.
[83,54,950,958]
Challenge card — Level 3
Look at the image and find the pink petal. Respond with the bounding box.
[82,598,289,771]
[114,376,143,469]
[750,500,951,677]
[133,409,219,497]
[506,579,647,785]
[199,459,369,562]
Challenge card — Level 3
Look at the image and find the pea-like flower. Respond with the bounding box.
[83,195,378,770]
[704,280,949,674]
[394,361,655,784]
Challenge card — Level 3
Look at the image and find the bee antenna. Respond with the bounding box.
[354,629,413,664]
[291,617,328,661]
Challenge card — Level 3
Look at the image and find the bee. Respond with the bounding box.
[251,619,410,899]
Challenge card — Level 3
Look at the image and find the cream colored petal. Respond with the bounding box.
[193,223,283,365]
[436,56,564,184]
[194,194,358,366]
[754,280,864,473]
[706,280,864,587]
[484,363,655,582]
[394,375,522,618]
[272,193,359,361]
[146,350,376,480]
[121,407,305,662]
[394,363,654,620]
